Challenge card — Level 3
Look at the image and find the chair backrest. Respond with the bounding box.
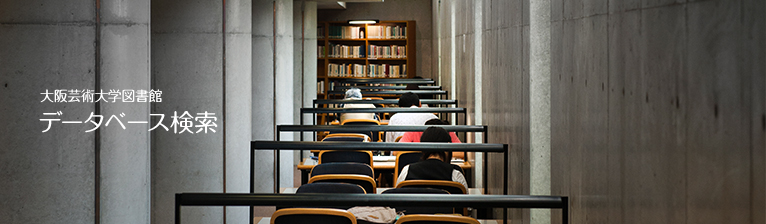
[296,182,367,194]
[310,162,374,178]
[395,180,467,195]
[381,188,452,214]
[340,118,381,142]
[271,208,357,224]
[394,151,422,181]
[308,174,377,193]
[319,150,373,166]
[340,118,380,125]
[394,214,479,224]
[322,133,371,142]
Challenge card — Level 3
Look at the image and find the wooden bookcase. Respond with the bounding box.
[316,20,417,100]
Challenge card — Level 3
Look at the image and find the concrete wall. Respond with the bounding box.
[435,0,530,222]
[319,0,434,78]
[548,0,765,223]
[151,0,252,223]
[0,0,151,223]
[436,0,766,223]
[251,0,295,195]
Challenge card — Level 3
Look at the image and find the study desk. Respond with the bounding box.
[253,217,501,224]
[280,187,484,195]
[175,193,569,224]
[252,141,507,196]
[297,157,472,186]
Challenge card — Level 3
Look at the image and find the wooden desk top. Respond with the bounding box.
[329,120,389,125]
[297,158,472,170]
[280,187,484,195]
[255,217,500,224]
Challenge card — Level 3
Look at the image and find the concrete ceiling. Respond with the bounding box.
[314,0,385,10]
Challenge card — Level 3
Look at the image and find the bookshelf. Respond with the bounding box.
[316,21,417,100]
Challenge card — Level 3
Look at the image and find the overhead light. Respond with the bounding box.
[348,19,379,24]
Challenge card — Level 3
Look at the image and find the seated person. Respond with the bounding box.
[339,88,377,123]
[395,127,468,190]
[395,118,464,159]
[385,92,437,142]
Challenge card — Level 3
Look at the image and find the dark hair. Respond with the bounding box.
[424,119,448,125]
[419,127,451,161]
[398,92,420,108]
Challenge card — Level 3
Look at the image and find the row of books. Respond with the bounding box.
[327,63,407,78]
[368,45,407,59]
[317,26,325,39]
[328,63,368,78]
[367,25,407,39]
[326,44,365,58]
[328,26,364,39]
[317,80,325,94]
[368,64,407,78]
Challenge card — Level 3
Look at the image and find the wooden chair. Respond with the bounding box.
[393,151,422,181]
[395,180,468,215]
[395,214,479,224]
[308,174,377,193]
[318,150,373,167]
[310,162,375,179]
[296,182,367,194]
[381,188,453,214]
[395,180,466,195]
[340,118,382,142]
[271,208,357,224]
[322,133,372,142]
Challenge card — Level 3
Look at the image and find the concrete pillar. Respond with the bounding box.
[294,0,318,154]
[274,0,295,189]
[252,0,294,194]
[1,0,152,223]
[0,1,97,223]
[99,0,152,223]
[530,0,551,223]
[151,0,224,223]
[472,0,483,188]
[224,0,253,223]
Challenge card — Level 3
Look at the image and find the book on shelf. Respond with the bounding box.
[317,25,325,38]
[368,45,407,59]
[367,25,406,39]
[328,63,367,78]
[317,80,325,94]
[368,64,407,78]
[329,25,364,39]
[318,46,326,57]
[329,43,365,58]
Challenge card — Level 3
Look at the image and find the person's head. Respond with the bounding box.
[424,119,449,125]
[344,88,362,100]
[398,92,420,107]
[419,126,451,161]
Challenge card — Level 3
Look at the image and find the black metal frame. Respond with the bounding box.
[254,141,503,192]
[276,125,490,190]
[250,141,507,222]
[300,107,467,128]
[327,90,448,96]
[333,85,443,90]
[335,78,435,85]
[177,193,569,224]
[313,99,457,107]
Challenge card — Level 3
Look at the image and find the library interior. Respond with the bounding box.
[1,0,765,224]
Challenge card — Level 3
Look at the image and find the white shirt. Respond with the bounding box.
[385,106,438,142]
[395,165,468,190]
[340,102,376,123]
